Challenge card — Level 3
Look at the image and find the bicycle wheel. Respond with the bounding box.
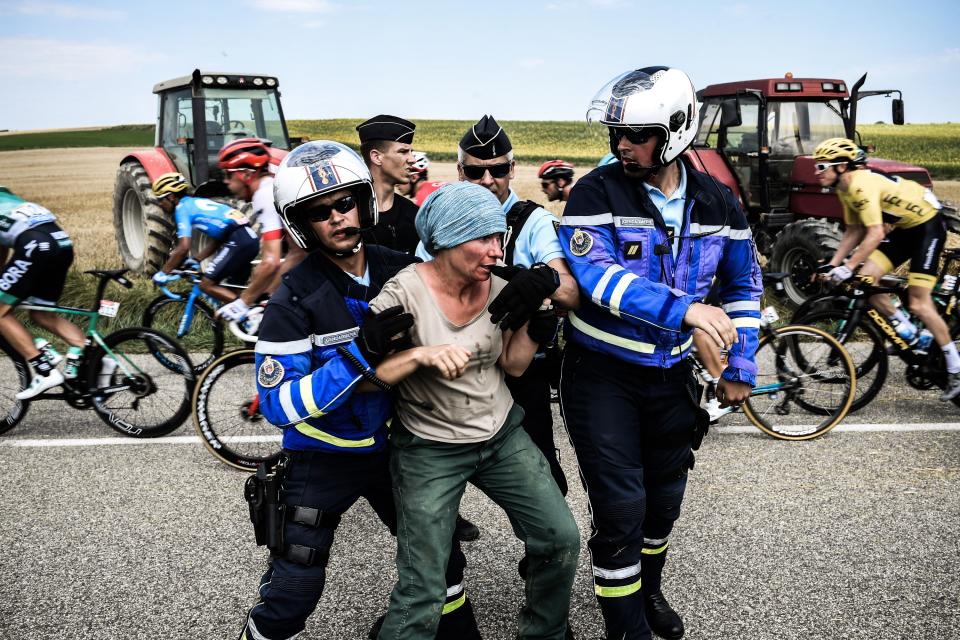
[89,327,195,438]
[795,308,888,412]
[742,324,856,440]
[193,349,281,471]
[142,296,224,374]
[0,340,31,436]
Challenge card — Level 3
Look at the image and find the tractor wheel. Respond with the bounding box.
[770,219,841,307]
[113,161,176,274]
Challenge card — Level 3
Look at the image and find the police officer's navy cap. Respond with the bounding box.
[459,115,512,160]
[356,115,416,143]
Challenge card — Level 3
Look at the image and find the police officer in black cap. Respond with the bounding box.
[357,115,421,253]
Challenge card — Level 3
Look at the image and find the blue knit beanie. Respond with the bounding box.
[415,182,506,254]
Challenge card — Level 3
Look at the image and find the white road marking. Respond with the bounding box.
[0,435,282,447]
[0,424,958,447]
[713,422,960,435]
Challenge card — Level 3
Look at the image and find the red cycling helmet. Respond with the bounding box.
[538,159,575,181]
[218,137,271,171]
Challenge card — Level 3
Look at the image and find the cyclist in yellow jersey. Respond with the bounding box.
[814,137,960,401]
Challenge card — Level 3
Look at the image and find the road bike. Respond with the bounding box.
[143,269,262,374]
[0,269,195,437]
[193,348,280,470]
[792,248,960,412]
[691,273,857,440]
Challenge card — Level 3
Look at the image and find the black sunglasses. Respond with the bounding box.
[461,162,512,180]
[304,194,357,222]
[610,127,658,145]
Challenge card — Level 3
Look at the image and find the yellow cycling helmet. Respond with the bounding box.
[813,138,866,165]
[151,172,190,196]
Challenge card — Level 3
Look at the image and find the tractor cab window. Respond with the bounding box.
[697,95,762,208]
[159,89,193,179]
[200,88,289,180]
[765,100,846,157]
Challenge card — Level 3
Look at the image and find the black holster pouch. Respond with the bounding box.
[688,376,710,452]
[244,456,288,553]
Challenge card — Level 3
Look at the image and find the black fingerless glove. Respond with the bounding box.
[356,305,415,365]
[488,263,561,331]
[525,309,559,345]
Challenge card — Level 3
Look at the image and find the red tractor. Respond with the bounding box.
[113,69,291,273]
[687,73,934,305]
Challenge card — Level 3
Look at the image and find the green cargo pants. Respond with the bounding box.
[378,404,581,640]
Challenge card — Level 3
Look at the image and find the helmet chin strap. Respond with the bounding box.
[321,227,363,258]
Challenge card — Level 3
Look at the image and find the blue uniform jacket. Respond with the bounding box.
[254,246,417,452]
[559,158,762,385]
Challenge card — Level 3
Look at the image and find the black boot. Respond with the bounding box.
[643,590,684,639]
[367,614,385,640]
[455,513,481,542]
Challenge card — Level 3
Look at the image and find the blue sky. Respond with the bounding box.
[1,0,957,130]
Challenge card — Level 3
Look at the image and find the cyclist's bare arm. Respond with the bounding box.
[240,237,282,306]
[159,237,192,274]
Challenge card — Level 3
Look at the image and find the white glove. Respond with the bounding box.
[828,265,853,284]
[218,298,250,322]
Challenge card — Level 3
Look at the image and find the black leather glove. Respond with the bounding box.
[489,263,561,331]
[356,305,414,365]
[525,309,559,345]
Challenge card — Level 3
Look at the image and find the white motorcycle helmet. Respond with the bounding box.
[273,140,378,250]
[587,66,699,167]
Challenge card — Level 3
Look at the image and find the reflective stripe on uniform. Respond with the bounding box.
[723,300,761,313]
[592,561,641,580]
[591,264,624,306]
[609,272,638,318]
[299,374,319,416]
[568,312,693,355]
[594,578,642,598]
[732,317,761,329]
[561,213,614,226]
[642,541,669,555]
[255,338,311,355]
[294,423,376,448]
[277,374,363,424]
[688,223,753,240]
[442,593,466,614]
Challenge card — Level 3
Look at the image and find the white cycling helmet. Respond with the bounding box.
[587,66,699,166]
[273,141,378,250]
[411,151,430,174]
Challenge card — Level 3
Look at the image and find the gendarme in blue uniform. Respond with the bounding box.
[254,245,415,452]
[559,157,762,383]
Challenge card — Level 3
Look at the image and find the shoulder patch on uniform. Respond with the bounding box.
[257,356,284,388]
[569,228,593,257]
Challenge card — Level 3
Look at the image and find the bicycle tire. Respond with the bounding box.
[0,339,31,436]
[794,308,888,412]
[142,295,224,374]
[742,324,856,441]
[193,349,281,471]
[89,327,195,438]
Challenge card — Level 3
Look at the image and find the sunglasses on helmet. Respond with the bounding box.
[461,162,512,180]
[303,194,357,222]
[610,127,658,145]
[814,161,845,173]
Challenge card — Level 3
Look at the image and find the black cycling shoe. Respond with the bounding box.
[455,514,481,542]
[644,590,684,639]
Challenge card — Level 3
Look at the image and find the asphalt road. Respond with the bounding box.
[1,368,959,640]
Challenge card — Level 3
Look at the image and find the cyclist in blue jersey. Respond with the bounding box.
[150,172,258,305]
[0,187,87,399]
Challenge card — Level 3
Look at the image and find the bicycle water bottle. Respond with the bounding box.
[893,319,918,342]
[34,338,62,366]
[937,274,958,295]
[913,329,934,355]
[97,357,118,388]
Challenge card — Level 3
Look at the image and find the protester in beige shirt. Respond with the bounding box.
[368,182,580,640]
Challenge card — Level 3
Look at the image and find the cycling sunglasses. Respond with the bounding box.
[814,161,845,173]
[610,127,659,145]
[304,194,357,222]
[461,162,512,180]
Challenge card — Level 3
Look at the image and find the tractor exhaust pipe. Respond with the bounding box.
[846,73,868,139]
